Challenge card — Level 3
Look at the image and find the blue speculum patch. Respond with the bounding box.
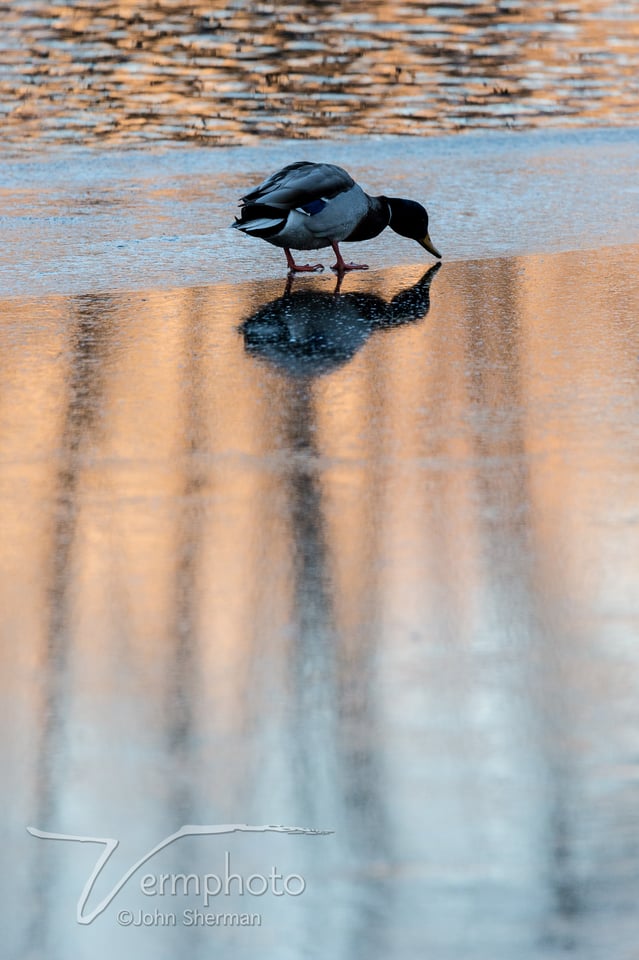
[299,198,327,216]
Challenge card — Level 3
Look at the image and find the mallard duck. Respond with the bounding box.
[232,161,441,274]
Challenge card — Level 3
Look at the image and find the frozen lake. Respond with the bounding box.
[2,128,639,958]
[1,126,638,296]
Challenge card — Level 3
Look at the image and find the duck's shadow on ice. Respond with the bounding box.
[239,263,441,377]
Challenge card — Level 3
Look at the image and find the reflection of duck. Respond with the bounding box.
[240,263,441,377]
[232,161,441,274]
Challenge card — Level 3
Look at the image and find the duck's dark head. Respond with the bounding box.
[384,198,442,259]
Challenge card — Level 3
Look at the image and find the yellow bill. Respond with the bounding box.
[419,234,442,259]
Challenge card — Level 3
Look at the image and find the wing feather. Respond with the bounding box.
[234,217,284,233]
[240,162,354,209]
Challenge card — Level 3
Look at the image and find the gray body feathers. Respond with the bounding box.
[233,161,380,251]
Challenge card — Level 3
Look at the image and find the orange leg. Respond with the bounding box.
[285,248,324,273]
[331,242,369,273]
